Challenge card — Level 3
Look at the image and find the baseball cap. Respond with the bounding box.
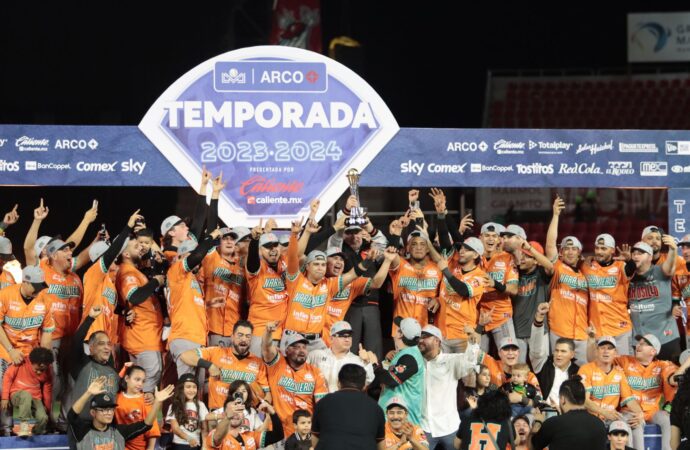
[560,236,582,251]
[608,420,631,435]
[326,247,345,258]
[89,238,129,263]
[306,250,327,264]
[421,325,443,340]
[407,230,428,243]
[462,237,485,255]
[393,316,422,340]
[330,321,353,336]
[641,226,663,239]
[499,337,519,350]
[259,233,279,247]
[678,234,690,246]
[34,236,52,258]
[480,222,505,235]
[232,226,251,242]
[385,396,409,411]
[161,215,183,236]
[279,234,290,246]
[284,333,309,347]
[22,265,45,284]
[45,239,75,257]
[218,227,236,239]
[91,393,117,409]
[595,233,616,249]
[177,239,198,255]
[631,241,653,255]
[521,241,544,258]
[0,237,14,259]
[597,336,616,347]
[501,224,527,240]
[635,334,661,354]
[177,373,198,386]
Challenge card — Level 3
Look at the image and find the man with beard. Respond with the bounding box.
[583,234,636,355]
[545,196,590,363]
[116,238,165,393]
[179,320,271,410]
[479,222,520,353]
[641,226,686,314]
[513,415,532,450]
[262,321,328,438]
[209,392,283,450]
[628,239,680,361]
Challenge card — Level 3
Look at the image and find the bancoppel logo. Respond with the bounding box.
[606,161,634,176]
[666,141,690,155]
[493,140,525,154]
[471,163,481,173]
[471,164,513,173]
[0,138,7,148]
[220,68,246,84]
[34,163,71,170]
[558,163,602,174]
[619,143,658,153]
[528,140,573,154]
[15,136,49,152]
[576,140,613,155]
[640,161,668,176]
[0,160,19,172]
[671,164,690,173]
[516,163,554,175]
[447,141,488,152]
[55,139,99,150]
[25,161,37,171]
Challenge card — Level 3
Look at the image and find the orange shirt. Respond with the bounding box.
[116,262,164,354]
[0,285,54,361]
[266,352,328,436]
[114,392,161,450]
[208,428,268,450]
[199,251,244,337]
[480,252,518,331]
[389,258,442,336]
[578,362,635,419]
[167,259,207,346]
[284,273,342,335]
[246,258,288,339]
[196,346,270,409]
[0,270,17,290]
[42,260,83,340]
[438,253,486,340]
[322,277,370,347]
[384,422,428,449]
[616,356,677,421]
[547,260,589,340]
[81,260,119,343]
[480,352,541,394]
[582,260,631,336]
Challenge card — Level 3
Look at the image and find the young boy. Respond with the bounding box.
[1,347,54,436]
[285,409,313,450]
[501,363,541,417]
[608,420,634,450]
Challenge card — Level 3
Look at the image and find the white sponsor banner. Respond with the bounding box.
[628,12,690,62]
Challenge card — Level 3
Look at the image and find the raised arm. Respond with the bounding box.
[246,220,264,274]
[299,219,321,260]
[287,219,302,278]
[206,173,224,234]
[371,247,396,289]
[545,196,565,262]
[190,167,212,241]
[24,199,49,265]
[184,229,221,272]
[66,200,99,248]
[518,237,554,275]
[661,235,678,277]
[262,322,279,363]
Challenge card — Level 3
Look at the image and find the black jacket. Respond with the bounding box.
[535,357,579,401]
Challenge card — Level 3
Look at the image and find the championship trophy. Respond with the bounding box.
[345,168,367,227]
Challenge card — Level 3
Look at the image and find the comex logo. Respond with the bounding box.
[640,161,668,176]
[221,68,246,84]
[631,22,671,53]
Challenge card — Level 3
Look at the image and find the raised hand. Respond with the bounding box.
[305,219,321,234]
[84,200,99,223]
[358,343,370,363]
[535,302,549,322]
[552,196,565,217]
[345,195,359,211]
[291,217,303,234]
[201,166,212,185]
[459,214,474,234]
[251,219,264,239]
[389,219,403,237]
[3,204,19,226]
[333,214,347,232]
[212,172,226,193]
[663,234,678,250]
[399,211,412,228]
[479,307,494,326]
[87,376,108,395]
[266,321,279,335]
[309,199,320,217]
[34,198,49,220]
[264,218,278,234]
[89,305,103,319]
[208,364,221,377]
[384,246,398,262]
[366,247,380,261]
[408,189,420,205]
[127,209,143,228]
[154,384,175,403]
[615,244,632,261]
[429,188,446,213]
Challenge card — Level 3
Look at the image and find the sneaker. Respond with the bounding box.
[17,421,30,437]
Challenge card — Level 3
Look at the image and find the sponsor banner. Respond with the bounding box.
[668,188,690,240]
[359,128,690,188]
[139,46,399,225]
[628,12,690,63]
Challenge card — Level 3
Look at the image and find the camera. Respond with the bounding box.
[674,374,685,383]
[233,391,244,403]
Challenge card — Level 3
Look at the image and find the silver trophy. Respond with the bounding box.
[346,168,367,227]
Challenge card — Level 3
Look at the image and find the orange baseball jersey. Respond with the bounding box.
[438,252,486,340]
[656,253,688,302]
[81,259,119,343]
[322,277,371,347]
[284,272,342,335]
[199,251,244,337]
[547,260,589,340]
[115,392,161,450]
[246,258,288,339]
[0,285,54,361]
[167,259,207,346]
[196,346,270,409]
[389,258,442,336]
[0,270,17,290]
[384,421,428,449]
[480,352,541,394]
[41,260,83,340]
[266,352,328,436]
[208,428,270,450]
[616,356,677,421]
[116,262,164,354]
[479,252,518,331]
[578,361,635,419]
[582,260,631,337]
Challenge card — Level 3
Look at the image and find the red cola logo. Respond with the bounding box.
[239,176,304,196]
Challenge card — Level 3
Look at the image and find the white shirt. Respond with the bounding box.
[547,363,571,405]
[165,401,209,445]
[421,351,476,437]
[307,348,374,392]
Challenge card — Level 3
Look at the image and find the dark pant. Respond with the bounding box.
[659,338,681,361]
[346,304,383,361]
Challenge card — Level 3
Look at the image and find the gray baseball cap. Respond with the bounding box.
[232,226,251,242]
[330,321,353,336]
[161,215,183,236]
[279,234,290,245]
[22,265,47,293]
[0,236,14,258]
[89,238,129,263]
[306,250,327,264]
[284,333,309,347]
[560,236,583,251]
[34,236,52,258]
[259,233,279,247]
[394,316,421,340]
[609,420,631,435]
[595,233,616,249]
[218,227,236,239]
[501,224,527,240]
[326,247,345,258]
[480,222,505,235]
[462,237,485,255]
[45,239,75,257]
[632,241,653,255]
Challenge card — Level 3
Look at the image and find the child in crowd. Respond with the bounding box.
[205,380,267,432]
[1,347,53,436]
[165,373,208,450]
[501,363,541,417]
[115,364,160,450]
[285,409,313,450]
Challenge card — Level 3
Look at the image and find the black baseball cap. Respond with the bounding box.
[91,393,117,409]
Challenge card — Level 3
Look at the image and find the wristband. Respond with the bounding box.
[493,281,506,293]
[198,358,212,369]
[533,319,544,328]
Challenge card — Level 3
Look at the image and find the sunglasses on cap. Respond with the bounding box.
[279,242,289,247]
[262,242,280,249]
